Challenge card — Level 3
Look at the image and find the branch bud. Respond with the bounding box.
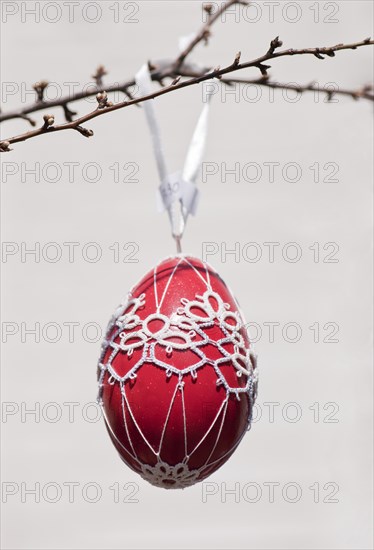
[92,65,108,87]
[213,66,222,79]
[0,141,11,152]
[76,126,94,138]
[43,113,55,127]
[203,3,213,15]
[96,90,109,108]
[203,29,211,45]
[33,80,49,102]
[233,51,241,67]
[268,36,283,55]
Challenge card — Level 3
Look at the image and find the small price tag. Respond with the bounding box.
[157,172,182,213]
[157,172,200,216]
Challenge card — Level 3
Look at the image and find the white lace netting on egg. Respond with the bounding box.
[97,256,258,489]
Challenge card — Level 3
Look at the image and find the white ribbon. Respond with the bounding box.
[135,59,213,247]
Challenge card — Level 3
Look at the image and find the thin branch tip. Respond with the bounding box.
[0,141,11,152]
[92,65,108,87]
[233,51,241,66]
[76,126,94,138]
[62,103,77,122]
[33,80,49,102]
[268,36,283,54]
[203,3,213,15]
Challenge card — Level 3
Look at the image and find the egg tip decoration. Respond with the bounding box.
[97,254,258,489]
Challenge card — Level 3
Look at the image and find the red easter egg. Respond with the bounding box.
[97,255,258,489]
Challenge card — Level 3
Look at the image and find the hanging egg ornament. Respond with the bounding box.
[97,255,258,489]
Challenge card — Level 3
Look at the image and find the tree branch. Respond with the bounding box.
[1,30,373,152]
[221,78,374,102]
[1,0,240,126]
[0,63,210,125]
[173,0,249,70]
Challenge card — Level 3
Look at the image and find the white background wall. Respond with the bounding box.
[1,1,373,549]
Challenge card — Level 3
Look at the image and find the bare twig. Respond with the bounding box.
[62,103,77,122]
[0,63,211,125]
[2,55,371,129]
[1,0,241,126]
[173,0,246,70]
[92,65,108,88]
[0,77,137,124]
[1,0,373,154]
[1,0,372,130]
[221,78,374,102]
[1,37,373,151]
[33,80,49,103]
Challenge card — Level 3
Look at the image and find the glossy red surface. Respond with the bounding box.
[99,255,256,487]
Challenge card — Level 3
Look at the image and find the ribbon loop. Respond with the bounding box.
[135,61,214,249]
